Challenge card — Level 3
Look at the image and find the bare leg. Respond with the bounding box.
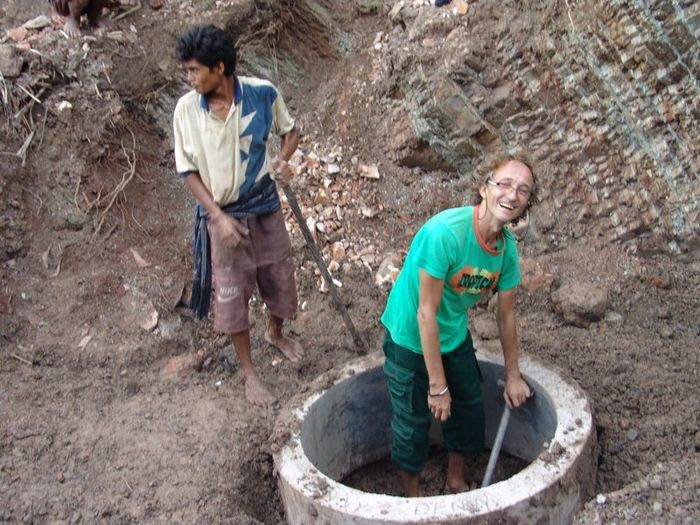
[264,314,304,362]
[400,470,420,497]
[231,330,274,406]
[86,0,110,29]
[445,452,469,493]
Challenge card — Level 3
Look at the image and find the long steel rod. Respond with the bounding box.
[482,405,511,487]
[283,185,366,352]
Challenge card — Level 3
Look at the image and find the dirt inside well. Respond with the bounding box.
[1,1,698,524]
[341,448,527,497]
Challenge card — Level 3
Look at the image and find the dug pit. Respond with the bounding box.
[274,351,597,524]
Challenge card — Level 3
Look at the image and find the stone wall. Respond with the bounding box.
[383,0,699,253]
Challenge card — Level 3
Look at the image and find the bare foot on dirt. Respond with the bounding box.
[264,331,304,362]
[244,373,275,406]
[63,17,82,37]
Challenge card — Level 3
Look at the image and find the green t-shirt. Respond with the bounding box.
[381,206,521,354]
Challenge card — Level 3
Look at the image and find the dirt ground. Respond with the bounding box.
[1,1,698,524]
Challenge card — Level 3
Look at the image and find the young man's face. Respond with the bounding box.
[182,58,224,95]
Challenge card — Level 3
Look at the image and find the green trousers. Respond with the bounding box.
[383,330,485,474]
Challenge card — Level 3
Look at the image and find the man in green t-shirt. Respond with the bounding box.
[381,154,536,496]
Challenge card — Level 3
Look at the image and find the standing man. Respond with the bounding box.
[173,25,303,406]
[381,154,535,496]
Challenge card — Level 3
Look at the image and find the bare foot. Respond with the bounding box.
[444,479,471,494]
[264,331,304,362]
[63,16,82,37]
[244,373,275,406]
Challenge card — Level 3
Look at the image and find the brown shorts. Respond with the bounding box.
[207,209,297,334]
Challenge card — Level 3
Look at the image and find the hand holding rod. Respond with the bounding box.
[481,378,534,487]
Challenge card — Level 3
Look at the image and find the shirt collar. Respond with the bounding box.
[233,76,241,104]
[198,76,241,111]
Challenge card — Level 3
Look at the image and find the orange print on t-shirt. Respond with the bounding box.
[448,266,500,295]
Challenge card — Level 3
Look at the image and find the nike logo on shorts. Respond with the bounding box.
[217,286,240,303]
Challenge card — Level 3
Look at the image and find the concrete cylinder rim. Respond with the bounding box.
[274,351,594,522]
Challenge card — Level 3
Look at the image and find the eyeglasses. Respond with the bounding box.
[486,179,532,199]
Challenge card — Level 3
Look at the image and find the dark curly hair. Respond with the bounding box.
[176,25,237,76]
[472,151,538,223]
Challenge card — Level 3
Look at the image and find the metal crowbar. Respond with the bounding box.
[281,184,367,352]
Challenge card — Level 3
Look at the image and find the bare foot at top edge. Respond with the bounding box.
[63,16,82,37]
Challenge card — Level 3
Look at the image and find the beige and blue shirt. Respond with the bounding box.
[173,76,295,207]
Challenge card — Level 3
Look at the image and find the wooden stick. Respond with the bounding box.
[282,184,367,352]
[113,5,142,22]
[14,87,46,120]
[16,84,41,104]
[9,352,34,366]
[16,131,35,166]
